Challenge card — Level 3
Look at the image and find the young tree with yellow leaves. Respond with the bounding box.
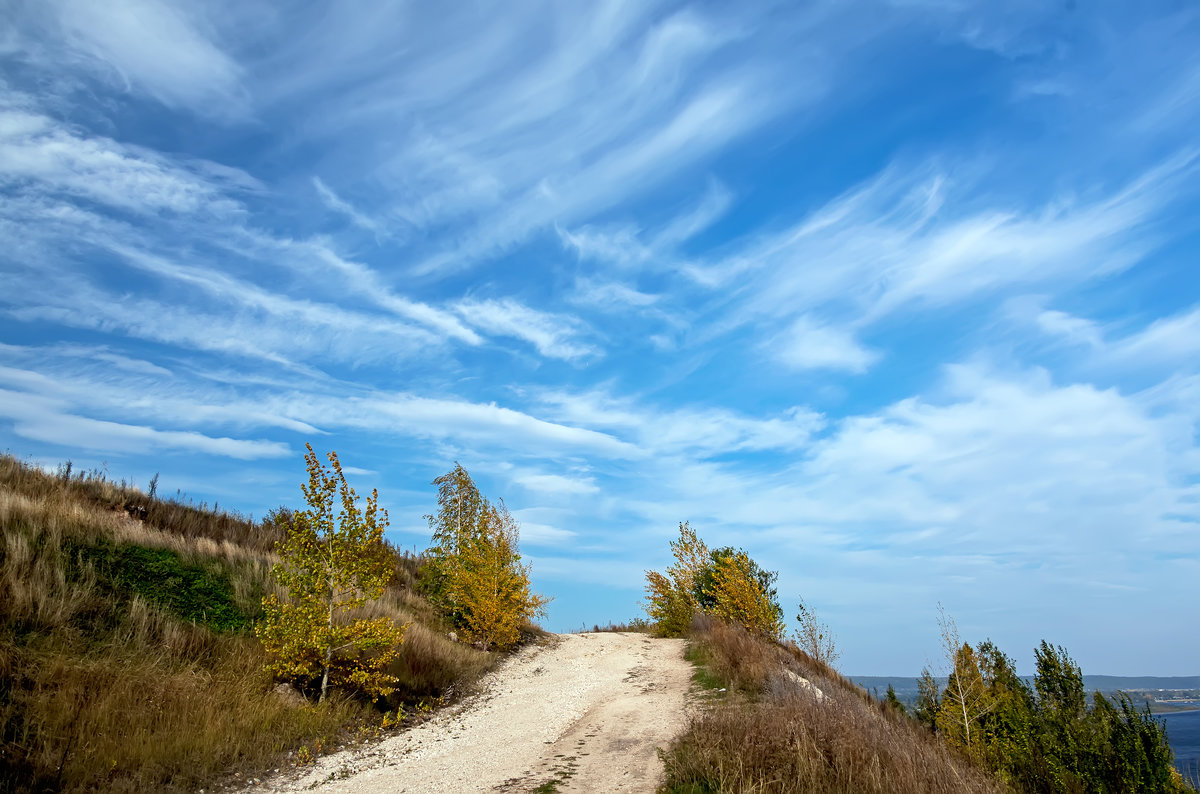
[257,445,406,703]
[446,500,549,650]
[421,463,484,618]
[644,522,709,636]
[934,604,995,752]
[645,523,784,639]
[424,464,549,650]
[703,548,785,639]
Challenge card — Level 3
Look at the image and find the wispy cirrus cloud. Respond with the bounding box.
[697,154,1195,312]
[0,387,289,460]
[557,179,732,273]
[1033,308,1104,350]
[24,0,248,118]
[0,352,637,463]
[1108,306,1200,365]
[230,3,856,277]
[312,176,383,236]
[455,298,597,361]
[669,152,1199,377]
[1015,299,1200,370]
[532,388,823,458]
[569,278,660,311]
[3,0,1199,673]
[512,472,600,497]
[0,109,602,365]
[0,106,255,214]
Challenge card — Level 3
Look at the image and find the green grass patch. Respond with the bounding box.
[684,642,726,693]
[70,540,254,632]
[663,784,719,794]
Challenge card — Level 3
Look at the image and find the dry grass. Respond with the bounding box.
[2,634,363,793]
[0,453,495,793]
[662,616,1006,794]
[0,455,280,555]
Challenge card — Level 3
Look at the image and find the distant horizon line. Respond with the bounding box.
[849,673,1200,683]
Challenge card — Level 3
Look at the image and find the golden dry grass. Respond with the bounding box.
[0,453,493,793]
[662,616,1006,794]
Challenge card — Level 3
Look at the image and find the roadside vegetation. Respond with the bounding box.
[421,463,550,651]
[588,618,652,633]
[666,616,1004,793]
[647,522,1194,793]
[0,451,543,793]
[257,445,407,705]
[912,608,1193,793]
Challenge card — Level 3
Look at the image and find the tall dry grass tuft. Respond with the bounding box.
[0,454,281,554]
[3,637,362,794]
[663,617,1004,794]
[0,453,496,792]
[687,613,782,694]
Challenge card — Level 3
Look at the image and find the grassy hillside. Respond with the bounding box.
[0,454,492,793]
[663,615,1008,794]
[663,617,1197,793]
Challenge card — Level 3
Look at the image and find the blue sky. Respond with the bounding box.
[1,1,1197,676]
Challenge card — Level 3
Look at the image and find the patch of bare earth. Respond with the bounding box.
[255,632,693,794]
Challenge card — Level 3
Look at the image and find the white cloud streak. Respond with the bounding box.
[533,388,824,458]
[695,155,1195,317]
[0,388,289,460]
[1035,309,1104,349]
[0,108,254,215]
[46,0,248,118]
[1110,306,1200,364]
[312,176,382,235]
[513,472,600,496]
[456,298,596,361]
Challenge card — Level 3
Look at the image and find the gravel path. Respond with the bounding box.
[255,632,693,794]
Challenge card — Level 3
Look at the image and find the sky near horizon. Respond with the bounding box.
[1,0,1197,676]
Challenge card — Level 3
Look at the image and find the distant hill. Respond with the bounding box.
[1083,675,1200,691]
[852,675,1200,697]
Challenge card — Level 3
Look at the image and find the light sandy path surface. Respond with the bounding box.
[255,632,693,794]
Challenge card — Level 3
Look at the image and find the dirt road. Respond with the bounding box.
[257,632,693,793]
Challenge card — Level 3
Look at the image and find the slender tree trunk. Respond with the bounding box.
[960,689,971,745]
[320,540,335,704]
[320,598,333,703]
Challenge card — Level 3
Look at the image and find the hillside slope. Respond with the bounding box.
[661,617,1006,794]
[0,454,492,793]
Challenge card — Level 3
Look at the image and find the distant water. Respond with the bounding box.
[1162,709,1200,782]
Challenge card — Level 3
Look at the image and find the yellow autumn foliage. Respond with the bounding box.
[707,549,785,639]
[446,500,549,650]
[257,445,406,702]
[425,465,550,650]
[645,522,783,639]
[645,569,691,636]
[644,522,708,636]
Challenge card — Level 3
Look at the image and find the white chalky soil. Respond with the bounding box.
[254,632,694,794]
